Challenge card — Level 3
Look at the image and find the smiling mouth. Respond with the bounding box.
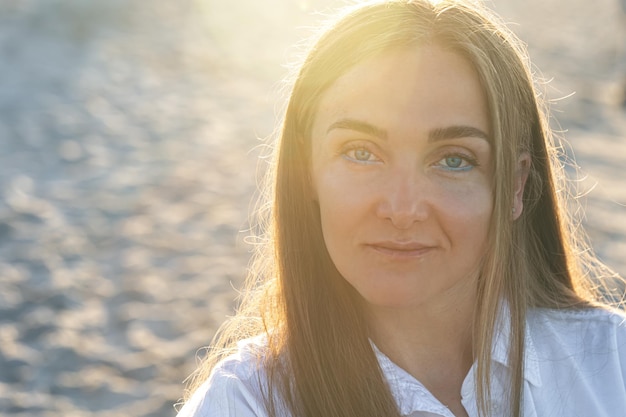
[366,242,435,258]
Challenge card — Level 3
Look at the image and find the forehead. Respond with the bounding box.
[312,45,490,139]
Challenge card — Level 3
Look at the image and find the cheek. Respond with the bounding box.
[457,209,492,246]
[313,170,374,251]
[432,179,493,236]
[316,175,364,226]
[314,157,358,201]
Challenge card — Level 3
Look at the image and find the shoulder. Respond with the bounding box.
[176,336,271,417]
[527,307,626,354]
[524,307,626,413]
[527,307,626,382]
[527,306,626,341]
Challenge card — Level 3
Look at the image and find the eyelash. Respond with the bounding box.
[435,152,479,171]
[340,143,381,164]
[339,143,479,171]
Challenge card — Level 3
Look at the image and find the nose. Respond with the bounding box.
[375,167,429,229]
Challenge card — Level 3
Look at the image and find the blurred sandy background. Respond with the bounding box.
[0,0,625,416]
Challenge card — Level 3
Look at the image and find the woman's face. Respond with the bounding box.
[310,45,493,312]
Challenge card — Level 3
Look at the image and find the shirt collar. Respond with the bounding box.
[372,303,542,415]
[492,303,542,387]
[374,342,453,416]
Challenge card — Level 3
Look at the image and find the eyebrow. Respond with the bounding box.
[326,119,388,139]
[326,118,490,143]
[429,125,491,143]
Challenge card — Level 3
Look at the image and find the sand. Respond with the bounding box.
[0,0,624,416]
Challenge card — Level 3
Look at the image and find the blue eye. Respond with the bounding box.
[354,149,372,161]
[445,156,463,168]
[437,154,477,171]
[342,145,380,164]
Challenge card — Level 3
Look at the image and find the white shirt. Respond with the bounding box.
[177,308,626,417]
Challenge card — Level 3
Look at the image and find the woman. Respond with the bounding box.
[178,1,626,416]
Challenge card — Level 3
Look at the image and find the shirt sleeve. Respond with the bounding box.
[175,363,269,417]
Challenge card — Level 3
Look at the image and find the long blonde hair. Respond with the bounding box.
[185,1,622,416]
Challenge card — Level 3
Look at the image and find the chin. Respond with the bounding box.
[359,290,426,310]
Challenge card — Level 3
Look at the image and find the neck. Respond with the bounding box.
[366,286,476,404]
[369,303,474,373]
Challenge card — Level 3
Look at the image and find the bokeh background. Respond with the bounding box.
[1,0,625,416]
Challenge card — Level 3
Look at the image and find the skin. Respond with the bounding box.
[310,45,494,417]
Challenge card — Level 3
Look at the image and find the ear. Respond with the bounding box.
[512,152,530,220]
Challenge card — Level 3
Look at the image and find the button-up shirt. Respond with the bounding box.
[177,307,626,417]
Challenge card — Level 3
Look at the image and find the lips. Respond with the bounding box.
[365,241,435,258]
